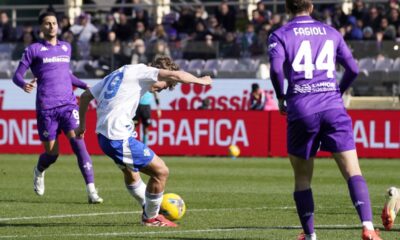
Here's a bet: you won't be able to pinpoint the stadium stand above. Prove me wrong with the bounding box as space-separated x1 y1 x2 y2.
0 0 399 96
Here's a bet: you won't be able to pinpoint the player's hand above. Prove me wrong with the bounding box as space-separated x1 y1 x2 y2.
278 98 287 116
23 78 37 93
199 76 212 85
157 109 162 118
74 126 86 138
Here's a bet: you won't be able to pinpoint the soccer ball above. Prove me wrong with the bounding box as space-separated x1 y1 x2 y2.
160 193 186 221
228 145 240 158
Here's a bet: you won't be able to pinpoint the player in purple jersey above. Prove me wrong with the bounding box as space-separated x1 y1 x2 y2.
12 12 103 204
268 1 382 240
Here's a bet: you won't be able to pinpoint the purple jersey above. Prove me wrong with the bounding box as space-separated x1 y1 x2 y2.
268 16 357 120
15 40 76 110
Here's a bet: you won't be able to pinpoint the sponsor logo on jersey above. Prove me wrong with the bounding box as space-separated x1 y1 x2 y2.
40 46 48 51
43 130 49 137
42 55 70 63
268 42 277 50
143 148 151 157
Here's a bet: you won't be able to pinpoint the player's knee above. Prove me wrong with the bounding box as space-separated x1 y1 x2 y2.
45 149 59 156
155 165 169 182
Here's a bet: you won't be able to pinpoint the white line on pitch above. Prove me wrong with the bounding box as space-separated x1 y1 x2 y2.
0 205 383 222
0 225 364 239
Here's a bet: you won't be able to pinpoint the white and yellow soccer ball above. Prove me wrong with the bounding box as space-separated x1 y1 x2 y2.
228 145 240 158
160 193 186 221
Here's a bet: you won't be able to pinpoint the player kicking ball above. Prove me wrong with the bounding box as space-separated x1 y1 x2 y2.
76 57 212 227
12 11 102 204
382 186 400 231
268 0 382 239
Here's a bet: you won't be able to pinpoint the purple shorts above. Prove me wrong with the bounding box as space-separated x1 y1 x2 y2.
287 108 355 160
36 104 79 141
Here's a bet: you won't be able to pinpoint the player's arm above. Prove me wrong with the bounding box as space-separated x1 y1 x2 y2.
336 38 359 95
158 69 212 86
70 72 89 89
75 89 94 138
268 33 286 115
12 48 36 93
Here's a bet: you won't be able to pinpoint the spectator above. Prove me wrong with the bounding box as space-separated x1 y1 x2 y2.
70 13 98 59
133 21 146 39
252 9 266 31
58 16 71 36
150 24 168 43
0 11 14 42
388 8 400 30
215 1 236 32
219 32 240 58
362 26 375 40
194 5 208 22
150 40 171 61
241 23 257 57
132 7 150 30
193 21 209 41
130 38 148 64
364 6 382 32
114 12 134 41
256 1 272 23
174 7 196 34
249 83 266 110
198 98 210 110
352 0 368 21
112 0 138 17
61 30 80 60
344 16 363 40
12 32 34 60
206 15 224 41
99 14 116 42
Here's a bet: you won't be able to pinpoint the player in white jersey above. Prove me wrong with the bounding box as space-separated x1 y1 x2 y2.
76 57 212 227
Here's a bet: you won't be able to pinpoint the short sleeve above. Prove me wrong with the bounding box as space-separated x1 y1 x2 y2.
125 64 159 83
268 33 285 59
89 79 103 100
336 36 353 61
20 47 33 68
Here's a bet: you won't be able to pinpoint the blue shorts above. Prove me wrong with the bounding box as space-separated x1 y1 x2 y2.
287 108 356 160
37 104 79 141
97 133 155 171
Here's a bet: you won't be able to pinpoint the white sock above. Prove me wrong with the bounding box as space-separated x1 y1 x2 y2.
306 232 317 240
126 180 146 207
144 191 163 219
362 221 374 230
86 183 96 194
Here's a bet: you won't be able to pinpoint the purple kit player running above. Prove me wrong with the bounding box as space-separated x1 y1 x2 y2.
12 12 103 204
268 1 381 240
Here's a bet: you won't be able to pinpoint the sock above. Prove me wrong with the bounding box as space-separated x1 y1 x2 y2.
37 153 58 172
347 175 373 225
126 179 146 207
294 189 315 235
305 233 317 240
362 221 374 231
69 138 94 184
86 183 96 194
144 191 163 219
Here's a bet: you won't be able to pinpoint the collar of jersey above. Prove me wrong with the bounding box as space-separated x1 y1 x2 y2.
291 15 313 22
40 39 61 47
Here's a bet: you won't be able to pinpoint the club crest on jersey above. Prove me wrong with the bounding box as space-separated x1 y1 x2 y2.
143 148 151 157
43 131 49 137
268 42 277 50
61 45 68 52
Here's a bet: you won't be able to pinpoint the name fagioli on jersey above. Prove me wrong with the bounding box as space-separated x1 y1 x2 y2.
293 27 327 36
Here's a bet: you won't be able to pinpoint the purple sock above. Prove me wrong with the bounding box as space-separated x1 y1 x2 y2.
37 153 58 172
294 189 315 235
347 175 373 222
69 138 94 184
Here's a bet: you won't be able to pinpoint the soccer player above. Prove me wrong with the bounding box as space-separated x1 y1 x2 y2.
133 91 161 145
12 12 103 204
75 57 212 227
268 1 382 240
382 186 400 231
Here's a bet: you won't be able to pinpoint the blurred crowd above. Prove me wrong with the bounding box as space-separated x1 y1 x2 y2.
0 0 399 66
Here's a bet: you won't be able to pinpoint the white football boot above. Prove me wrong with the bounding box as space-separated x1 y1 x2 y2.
33 167 45 196
87 186 103 204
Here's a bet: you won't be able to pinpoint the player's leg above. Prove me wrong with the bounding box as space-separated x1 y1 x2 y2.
321 109 380 239
382 186 400 230
289 154 316 240
62 105 103 203
34 110 60 196
140 155 177 227
287 113 320 240
141 105 152 145
121 168 146 208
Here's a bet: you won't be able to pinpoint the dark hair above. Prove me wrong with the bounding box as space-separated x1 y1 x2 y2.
285 0 313 14
150 56 180 90
251 83 260 92
38 11 57 25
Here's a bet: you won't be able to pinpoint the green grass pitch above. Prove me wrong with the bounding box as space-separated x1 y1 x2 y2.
0 154 399 239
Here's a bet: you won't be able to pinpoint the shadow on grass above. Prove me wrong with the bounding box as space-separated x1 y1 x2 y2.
0 222 141 228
